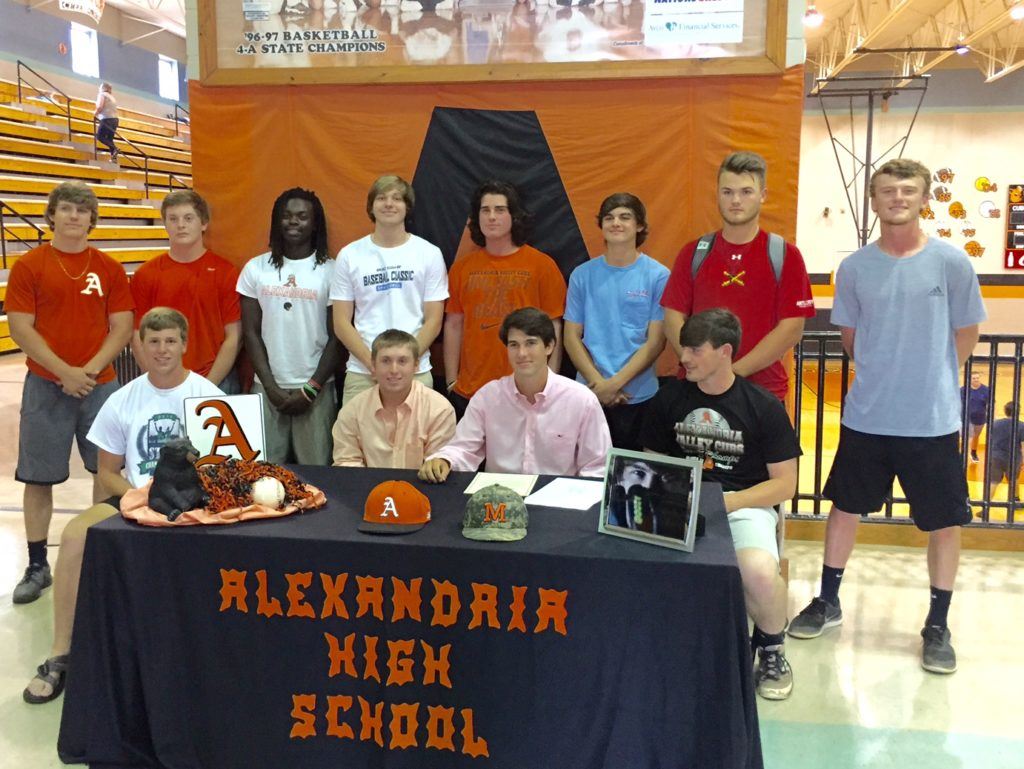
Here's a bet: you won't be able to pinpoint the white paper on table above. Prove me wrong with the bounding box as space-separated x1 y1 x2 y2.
463 472 539 497
524 477 604 510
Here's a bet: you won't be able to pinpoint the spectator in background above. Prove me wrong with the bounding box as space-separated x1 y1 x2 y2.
961 372 990 463
987 401 1024 499
94 82 119 162
130 190 241 391
237 188 340 465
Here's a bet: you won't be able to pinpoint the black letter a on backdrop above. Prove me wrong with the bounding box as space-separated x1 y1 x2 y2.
410 107 588 281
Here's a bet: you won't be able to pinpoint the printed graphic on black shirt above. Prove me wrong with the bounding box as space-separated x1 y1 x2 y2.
675 407 745 472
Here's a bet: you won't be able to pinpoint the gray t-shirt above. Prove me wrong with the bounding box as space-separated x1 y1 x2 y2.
832 237 986 437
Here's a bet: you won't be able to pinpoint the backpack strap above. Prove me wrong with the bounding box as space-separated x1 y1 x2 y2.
767 232 786 284
690 232 718 279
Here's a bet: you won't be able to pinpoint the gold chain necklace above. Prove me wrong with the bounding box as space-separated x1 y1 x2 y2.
53 248 92 281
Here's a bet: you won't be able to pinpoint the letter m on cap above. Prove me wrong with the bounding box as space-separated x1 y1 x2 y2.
483 502 507 523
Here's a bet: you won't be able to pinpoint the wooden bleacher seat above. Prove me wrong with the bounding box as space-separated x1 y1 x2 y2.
2 199 160 221
0 175 165 201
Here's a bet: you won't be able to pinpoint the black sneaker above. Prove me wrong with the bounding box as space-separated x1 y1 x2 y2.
921 625 957 674
13 563 52 604
754 645 793 700
787 596 843 639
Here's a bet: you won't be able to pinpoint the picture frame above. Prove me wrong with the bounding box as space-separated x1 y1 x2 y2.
598 448 702 552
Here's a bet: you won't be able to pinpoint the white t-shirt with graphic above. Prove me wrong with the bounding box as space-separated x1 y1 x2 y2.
330 234 448 375
87 371 223 488
237 252 336 387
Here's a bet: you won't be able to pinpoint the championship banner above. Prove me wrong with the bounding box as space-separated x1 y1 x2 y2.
201 0 783 84
60 0 105 23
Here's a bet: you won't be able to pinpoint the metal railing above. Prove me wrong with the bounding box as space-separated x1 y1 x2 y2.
791 332 1023 526
0 200 45 270
173 103 190 136
16 60 73 137
92 118 192 193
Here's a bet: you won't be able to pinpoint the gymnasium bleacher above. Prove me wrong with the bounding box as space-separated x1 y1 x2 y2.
0 69 191 353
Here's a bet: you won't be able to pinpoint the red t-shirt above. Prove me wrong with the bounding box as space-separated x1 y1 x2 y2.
130 250 241 377
660 230 815 400
5 244 134 384
446 245 566 398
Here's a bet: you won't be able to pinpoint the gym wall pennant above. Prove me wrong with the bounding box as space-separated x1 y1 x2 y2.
59 0 105 23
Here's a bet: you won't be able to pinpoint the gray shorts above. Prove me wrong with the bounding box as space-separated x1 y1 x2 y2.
15 372 119 485
728 506 780 562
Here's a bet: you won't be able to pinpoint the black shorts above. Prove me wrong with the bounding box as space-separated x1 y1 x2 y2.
823 426 971 532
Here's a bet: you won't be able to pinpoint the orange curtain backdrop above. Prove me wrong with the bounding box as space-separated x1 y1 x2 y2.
190 66 805 274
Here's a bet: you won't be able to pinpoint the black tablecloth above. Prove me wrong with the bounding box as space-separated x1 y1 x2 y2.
58 467 762 769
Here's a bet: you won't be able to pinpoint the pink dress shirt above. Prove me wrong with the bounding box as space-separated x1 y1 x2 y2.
332 381 456 469
428 372 612 477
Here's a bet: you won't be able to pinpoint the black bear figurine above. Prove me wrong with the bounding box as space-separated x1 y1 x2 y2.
148 439 209 521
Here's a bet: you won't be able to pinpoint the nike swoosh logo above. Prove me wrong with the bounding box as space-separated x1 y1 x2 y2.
480 322 500 330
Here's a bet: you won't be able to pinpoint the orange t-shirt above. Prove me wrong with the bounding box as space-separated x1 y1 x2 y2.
5 244 134 384
130 250 241 377
446 245 566 398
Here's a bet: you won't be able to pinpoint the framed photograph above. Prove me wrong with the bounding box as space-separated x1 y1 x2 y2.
198 0 787 86
598 448 702 552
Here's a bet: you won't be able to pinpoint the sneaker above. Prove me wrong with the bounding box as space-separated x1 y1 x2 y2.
787 597 843 639
970 450 979 463
921 625 957 674
13 563 52 604
754 645 793 700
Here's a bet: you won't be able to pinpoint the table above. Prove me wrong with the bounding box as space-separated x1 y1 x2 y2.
58 467 762 769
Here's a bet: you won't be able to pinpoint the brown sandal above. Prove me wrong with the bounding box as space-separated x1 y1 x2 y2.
23 655 69 704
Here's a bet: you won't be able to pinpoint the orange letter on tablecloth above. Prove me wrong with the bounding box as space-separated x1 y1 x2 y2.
193 399 260 466
290 694 317 738
320 572 349 619
356 575 385 620
507 585 528 632
326 695 355 740
386 639 416 686
389 703 420 750
535 588 569 636
469 582 500 629
324 632 357 679
421 641 453 689
460 708 489 758
430 579 461 628
363 635 381 682
255 569 283 618
391 576 422 622
219 569 248 612
286 572 315 618
425 705 456 751
358 696 384 747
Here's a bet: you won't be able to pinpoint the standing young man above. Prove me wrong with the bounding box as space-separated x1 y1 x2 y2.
420 308 611 481
23 308 222 703
961 372 990 463
641 309 800 700
564 192 668 450
330 175 448 406
332 329 455 468
237 188 340 465
6 181 134 604
661 151 815 402
443 180 566 419
788 159 986 675
130 189 241 390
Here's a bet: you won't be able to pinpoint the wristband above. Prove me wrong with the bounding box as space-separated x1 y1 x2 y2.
307 377 322 391
300 384 317 402
446 380 457 393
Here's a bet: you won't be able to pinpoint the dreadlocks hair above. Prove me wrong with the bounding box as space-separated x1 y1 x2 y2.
267 188 330 272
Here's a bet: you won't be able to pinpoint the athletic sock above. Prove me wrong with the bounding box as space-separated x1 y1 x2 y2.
753 626 785 651
27 539 48 567
925 587 953 629
818 565 844 606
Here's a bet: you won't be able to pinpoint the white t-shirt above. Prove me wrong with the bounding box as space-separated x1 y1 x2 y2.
329 234 448 375
237 252 336 387
87 371 222 489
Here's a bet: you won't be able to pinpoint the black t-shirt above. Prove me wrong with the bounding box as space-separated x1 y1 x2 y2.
989 418 1024 459
640 376 801 492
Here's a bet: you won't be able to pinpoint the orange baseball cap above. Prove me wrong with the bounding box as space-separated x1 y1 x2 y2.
359 481 432 535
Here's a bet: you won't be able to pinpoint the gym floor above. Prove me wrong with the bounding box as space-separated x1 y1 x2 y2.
1 353 1021 768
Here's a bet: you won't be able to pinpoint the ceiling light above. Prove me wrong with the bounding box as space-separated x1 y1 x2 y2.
804 4 824 28
1011 3 1024 21
955 43 970 55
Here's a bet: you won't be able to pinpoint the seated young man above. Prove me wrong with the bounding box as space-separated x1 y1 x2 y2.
419 307 611 482
640 308 799 701
22 308 222 704
331 329 456 468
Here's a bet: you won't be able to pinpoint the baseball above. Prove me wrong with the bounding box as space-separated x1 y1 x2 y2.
251 477 286 508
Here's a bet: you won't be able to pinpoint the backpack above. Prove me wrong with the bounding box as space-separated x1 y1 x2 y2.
690 232 786 283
